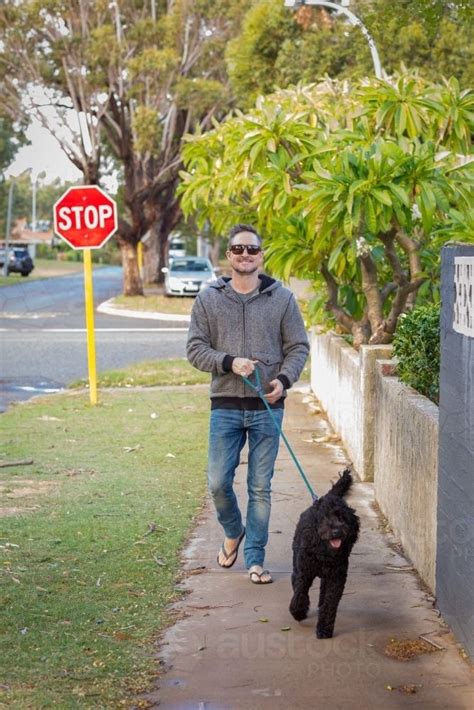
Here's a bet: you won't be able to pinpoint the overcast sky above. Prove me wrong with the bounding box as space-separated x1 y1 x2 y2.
7 115 83 184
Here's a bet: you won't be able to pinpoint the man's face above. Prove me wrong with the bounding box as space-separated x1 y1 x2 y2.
226 231 264 276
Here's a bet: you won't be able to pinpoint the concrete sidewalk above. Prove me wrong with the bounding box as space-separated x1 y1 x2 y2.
143 389 472 709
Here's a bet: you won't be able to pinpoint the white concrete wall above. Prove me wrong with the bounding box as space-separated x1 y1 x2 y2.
374 362 439 591
310 331 439 591
311 332 362 472
310 331 391 481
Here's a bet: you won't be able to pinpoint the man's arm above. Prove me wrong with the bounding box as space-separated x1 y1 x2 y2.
186 296 228 373
277 294 310 388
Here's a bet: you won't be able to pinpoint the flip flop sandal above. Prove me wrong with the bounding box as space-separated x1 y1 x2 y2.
249 569 273 584
217 527 245 569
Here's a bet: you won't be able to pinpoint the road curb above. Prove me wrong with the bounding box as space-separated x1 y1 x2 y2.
97 297 191 323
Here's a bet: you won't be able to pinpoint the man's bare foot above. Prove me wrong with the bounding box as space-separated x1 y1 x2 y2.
217 528 245 568
248 565 273 584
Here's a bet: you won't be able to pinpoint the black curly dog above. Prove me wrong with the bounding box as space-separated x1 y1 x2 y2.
289 469 360 638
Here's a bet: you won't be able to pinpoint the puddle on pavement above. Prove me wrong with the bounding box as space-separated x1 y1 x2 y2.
160 679 187 688
0 378 64 412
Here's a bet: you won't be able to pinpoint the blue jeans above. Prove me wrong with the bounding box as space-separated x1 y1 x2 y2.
208 408 283 569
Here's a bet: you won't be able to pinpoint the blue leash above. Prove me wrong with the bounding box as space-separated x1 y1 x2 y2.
241 368 318 502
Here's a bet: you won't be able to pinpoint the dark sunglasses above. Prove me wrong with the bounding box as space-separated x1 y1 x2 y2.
228 244 262 255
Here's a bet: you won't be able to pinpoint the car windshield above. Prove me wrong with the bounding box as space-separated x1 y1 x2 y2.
171 259 210 272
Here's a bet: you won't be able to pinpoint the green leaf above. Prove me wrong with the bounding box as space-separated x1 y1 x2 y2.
365 196 377 233
420 182 437 213
267 137 277 152
393 201 407 227
431 185 450 212
249 141 262 165
418 194 433 234
352 195 362 230
406 106 422 138
328 242 344 271
395 103 407 135
336 254 346 277
343 211 353 238
372 189 392 206
388 183 410 207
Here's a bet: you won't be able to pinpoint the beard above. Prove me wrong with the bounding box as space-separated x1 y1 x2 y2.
232 261 260 275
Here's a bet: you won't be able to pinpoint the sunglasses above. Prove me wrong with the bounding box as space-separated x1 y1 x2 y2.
228 244 262 255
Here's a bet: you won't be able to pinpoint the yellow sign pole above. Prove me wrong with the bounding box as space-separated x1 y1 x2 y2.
83 248 98 405
137 241 143 276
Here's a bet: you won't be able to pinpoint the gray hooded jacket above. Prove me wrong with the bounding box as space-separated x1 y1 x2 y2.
186 275 309 406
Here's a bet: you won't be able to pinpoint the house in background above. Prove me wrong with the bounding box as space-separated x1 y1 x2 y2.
1 217 54 257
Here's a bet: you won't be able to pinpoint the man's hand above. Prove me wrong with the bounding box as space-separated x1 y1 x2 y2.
264 379 284 404
232 358 258 377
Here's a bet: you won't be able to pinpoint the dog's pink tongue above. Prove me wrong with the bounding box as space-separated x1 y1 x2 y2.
330 539 342 549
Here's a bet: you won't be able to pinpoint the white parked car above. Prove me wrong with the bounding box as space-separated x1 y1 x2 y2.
162 256 218 296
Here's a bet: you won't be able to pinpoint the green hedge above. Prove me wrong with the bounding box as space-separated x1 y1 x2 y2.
36 241 122 264
392 303 440 404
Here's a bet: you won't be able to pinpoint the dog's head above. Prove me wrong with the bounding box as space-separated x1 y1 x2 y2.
315 494 359 554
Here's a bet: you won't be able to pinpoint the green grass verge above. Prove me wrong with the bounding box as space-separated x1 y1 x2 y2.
0 259 85 287
114 294 194 316
0 387 209 708
70 358 210 389
69 358 309 389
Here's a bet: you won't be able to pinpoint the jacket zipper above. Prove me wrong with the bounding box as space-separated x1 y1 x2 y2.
242 301 246 396
242 291 263 396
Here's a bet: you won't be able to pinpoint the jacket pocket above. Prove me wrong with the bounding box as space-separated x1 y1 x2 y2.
252 351 282 391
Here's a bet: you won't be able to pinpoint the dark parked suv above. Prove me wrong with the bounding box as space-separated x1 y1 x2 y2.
0 247 35 277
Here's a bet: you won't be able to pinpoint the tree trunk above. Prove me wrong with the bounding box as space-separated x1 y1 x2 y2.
209 238 221 266
352 320 372 349
143 229 159 285
360 254 383 336
120 241 143 296
157 235 168 284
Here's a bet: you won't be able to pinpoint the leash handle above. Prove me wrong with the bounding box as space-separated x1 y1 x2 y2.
241 368 318 501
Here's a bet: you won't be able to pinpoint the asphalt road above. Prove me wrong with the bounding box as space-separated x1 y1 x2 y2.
0 266 189 412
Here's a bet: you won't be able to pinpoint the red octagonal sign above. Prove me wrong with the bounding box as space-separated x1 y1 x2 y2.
53 186 118 250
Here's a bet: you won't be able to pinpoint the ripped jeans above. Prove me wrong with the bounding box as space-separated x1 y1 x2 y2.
207 407 283 569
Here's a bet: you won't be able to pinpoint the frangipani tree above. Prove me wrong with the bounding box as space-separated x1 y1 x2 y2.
179 72 473 346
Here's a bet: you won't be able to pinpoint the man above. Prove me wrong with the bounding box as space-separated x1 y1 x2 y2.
187 224 309 584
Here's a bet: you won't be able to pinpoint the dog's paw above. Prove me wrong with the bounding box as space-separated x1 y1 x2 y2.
290 608 308 622
316 627 333 639
289 601 309 621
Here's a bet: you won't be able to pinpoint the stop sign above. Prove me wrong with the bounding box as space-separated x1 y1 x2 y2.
53 186 118 249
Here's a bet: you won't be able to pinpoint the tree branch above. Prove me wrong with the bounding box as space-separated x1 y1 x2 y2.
379 228 407 285
321 264 355 333
359 253 383 333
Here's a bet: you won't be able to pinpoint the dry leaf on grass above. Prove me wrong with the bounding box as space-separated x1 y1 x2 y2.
123 445 141 453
